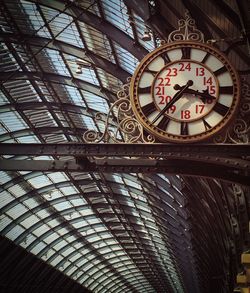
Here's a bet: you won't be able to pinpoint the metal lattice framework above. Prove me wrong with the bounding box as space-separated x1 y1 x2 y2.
0 1 249 293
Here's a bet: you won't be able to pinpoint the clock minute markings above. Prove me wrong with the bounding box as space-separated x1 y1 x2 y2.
219 86 233 95
202 118 212 130
201 52 210 64
138 86 151 94
144 68 158 77
161 52 170 65
213 102 229 116
181 47 191 59
180 122 189 135
213 66 227 76
157 116 170 130
141 102 157 117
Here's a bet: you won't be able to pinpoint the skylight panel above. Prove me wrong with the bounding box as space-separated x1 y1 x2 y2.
43 48 70 76
47 172 69 183
70 198 87 206
40 6 84 48
20 233 36 249
64 85 85 106
102 0 133 38
0 191 14 209
0 111 28 132
0 171 12 184
113 42 139 74
18 135 40 143
73 67 99 85
78 22 114 62
5 224 26 241
59 185 78 195
20 1 50 38
133 14 156 51
80 115 98 131
27 174 52 189
21 214 40 229
82 90 109 113
0 215 12 231
53 201 72 211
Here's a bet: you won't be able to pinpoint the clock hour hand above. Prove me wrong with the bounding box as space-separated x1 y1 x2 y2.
152 80 193 124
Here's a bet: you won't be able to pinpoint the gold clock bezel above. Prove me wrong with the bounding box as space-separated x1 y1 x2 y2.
130 41 240 143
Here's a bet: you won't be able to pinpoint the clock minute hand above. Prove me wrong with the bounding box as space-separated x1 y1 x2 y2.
152 80 193 125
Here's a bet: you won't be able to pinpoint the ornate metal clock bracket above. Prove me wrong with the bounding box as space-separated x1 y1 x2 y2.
167 10 204 43
214 78 250 144
83 78 156 144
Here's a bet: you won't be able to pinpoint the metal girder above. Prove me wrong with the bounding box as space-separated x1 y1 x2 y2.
0 157 249 186
0 71 117 102
30 0 148 60
0 32 130 83
0 142 249 157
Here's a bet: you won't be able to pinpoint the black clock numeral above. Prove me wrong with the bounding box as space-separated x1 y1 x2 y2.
180 122 189 135
157 116 170 130
219 86 233 95
138 86 151 94
213 66 227 76
202 118 212 130
213 102 229 116
181 47 191 59
141 102 157 117
201 52 210 64
161 52 170 65
144 68 158 76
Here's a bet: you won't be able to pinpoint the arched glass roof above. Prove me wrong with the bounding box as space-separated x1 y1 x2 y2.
0 0 249 292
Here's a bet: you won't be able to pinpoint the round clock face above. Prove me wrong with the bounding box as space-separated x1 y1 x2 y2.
130 41 240 143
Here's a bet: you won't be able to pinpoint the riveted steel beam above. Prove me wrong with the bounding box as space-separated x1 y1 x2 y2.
0 157 249 186
0 143 249 157
29 0 148 59
0 32 130 83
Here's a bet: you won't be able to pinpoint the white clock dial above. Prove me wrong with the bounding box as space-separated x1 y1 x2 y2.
152 61 218 124
130 41 240 143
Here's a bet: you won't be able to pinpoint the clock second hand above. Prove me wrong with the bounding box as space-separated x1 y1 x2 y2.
152 80 193 125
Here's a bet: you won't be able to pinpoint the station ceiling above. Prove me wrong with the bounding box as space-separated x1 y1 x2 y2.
0 0 249 292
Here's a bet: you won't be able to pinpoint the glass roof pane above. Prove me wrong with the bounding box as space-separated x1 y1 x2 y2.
0 111 28 132
113 42 139 74
102 0 133 38
21 0 51 38
82 90 109 113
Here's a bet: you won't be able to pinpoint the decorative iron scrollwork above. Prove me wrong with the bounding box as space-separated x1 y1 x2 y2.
167 11 204 43
213 79 250 144
83 78 156 144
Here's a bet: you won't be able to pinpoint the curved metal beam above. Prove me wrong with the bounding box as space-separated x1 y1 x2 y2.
0 127 88 142
0 71 117 101
0 32 130 83
29 0 148 59
0 157 249 186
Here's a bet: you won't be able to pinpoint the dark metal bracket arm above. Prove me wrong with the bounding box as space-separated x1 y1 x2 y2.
0 143 249 157
0 143 249 186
